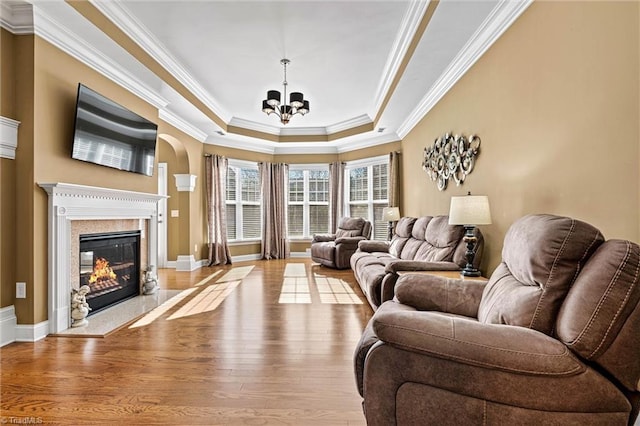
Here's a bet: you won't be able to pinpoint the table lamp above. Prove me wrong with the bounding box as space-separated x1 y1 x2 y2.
448 193 492 277
382 207 401 241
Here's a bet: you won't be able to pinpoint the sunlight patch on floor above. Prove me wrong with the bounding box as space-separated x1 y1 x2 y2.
284 263 307 277
167 281 241 320
314 274 363 305
195 270 222 286
279 276 311 304
217 266 255 283
129 288 198 328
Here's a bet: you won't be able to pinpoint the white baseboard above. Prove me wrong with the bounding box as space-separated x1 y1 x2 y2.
15 320 49 342
0 305 17 347
175 255 200 271
231 254 262 263
165 258 207 270
290 251 311 258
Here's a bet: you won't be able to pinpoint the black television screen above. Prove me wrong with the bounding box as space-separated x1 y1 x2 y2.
71 83 158 176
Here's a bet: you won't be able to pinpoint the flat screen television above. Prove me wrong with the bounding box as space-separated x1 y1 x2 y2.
71 83 158 176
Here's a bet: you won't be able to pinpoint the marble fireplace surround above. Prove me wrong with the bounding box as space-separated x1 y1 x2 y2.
40 183 166 334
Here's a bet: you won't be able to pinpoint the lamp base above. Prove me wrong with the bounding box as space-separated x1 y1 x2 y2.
460 268 482 277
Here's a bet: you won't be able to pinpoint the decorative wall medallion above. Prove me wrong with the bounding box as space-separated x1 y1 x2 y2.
422 133 481 191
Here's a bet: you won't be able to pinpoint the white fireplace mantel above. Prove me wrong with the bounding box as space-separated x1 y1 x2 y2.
39 183 167 334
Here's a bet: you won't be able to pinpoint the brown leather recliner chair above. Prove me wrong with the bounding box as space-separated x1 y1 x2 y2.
311 217 372 269
355 214 640 425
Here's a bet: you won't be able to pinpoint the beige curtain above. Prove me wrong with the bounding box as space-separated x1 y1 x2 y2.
204 155 232 265
389 151 400 208
328 161 344 233
260 162 290 259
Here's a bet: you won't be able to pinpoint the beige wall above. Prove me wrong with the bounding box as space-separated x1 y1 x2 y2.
402 1 640 275
1 29 17 309
4 35 205 323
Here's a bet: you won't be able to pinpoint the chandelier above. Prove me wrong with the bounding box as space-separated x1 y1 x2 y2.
262 58 310 125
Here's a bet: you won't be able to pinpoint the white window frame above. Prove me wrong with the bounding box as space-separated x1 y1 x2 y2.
288 164 330 240
344 155 389 240
226 159 262 243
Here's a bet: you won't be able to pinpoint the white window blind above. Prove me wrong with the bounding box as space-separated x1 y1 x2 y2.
288 167 329 238
345 158 389 241
226 162 261 241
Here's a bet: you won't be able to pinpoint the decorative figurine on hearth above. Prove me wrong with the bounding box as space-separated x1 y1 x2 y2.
71 285 91 328
142 265 158 295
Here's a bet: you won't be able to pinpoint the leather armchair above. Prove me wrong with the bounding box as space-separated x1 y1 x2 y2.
311 217 372 269
355 214 640 425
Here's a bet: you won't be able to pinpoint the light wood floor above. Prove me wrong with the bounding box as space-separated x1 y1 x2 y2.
0 259 373 425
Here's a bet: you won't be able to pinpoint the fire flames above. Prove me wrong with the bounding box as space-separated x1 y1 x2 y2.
89 257 117 284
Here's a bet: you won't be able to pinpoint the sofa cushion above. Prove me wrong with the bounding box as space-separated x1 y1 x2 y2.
336 217 366 238
556 239 640 391
478 214 604 335
411 216 432 240
395 217 416 238
400 239 424 260
389 237 409 258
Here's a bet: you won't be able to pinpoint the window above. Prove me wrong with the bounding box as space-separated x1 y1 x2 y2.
345 156 388 240
288 167 329 238
226 161 261 241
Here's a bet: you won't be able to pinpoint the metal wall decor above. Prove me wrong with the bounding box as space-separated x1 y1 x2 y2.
422 133 481 191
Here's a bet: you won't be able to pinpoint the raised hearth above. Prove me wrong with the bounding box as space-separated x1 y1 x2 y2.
40 183 166 334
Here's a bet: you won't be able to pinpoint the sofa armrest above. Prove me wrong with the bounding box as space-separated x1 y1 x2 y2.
394 274 487 317
334 235 367 247
372 302 584 377
384 260 460 274
312 233 336 243
358 240 390 253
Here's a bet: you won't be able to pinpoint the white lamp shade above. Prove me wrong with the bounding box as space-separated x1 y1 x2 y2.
382 206 401 222
448 195 492 225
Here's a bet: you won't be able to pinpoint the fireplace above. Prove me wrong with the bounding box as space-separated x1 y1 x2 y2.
79 231 141 314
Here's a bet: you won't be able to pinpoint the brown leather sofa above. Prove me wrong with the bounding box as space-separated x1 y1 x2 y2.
354 214 640 425
310 217 372 269
350 215 483 310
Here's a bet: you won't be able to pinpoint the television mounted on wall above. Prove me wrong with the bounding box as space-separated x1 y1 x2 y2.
71 83 158 176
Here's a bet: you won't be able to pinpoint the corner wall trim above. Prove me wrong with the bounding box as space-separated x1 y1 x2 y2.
15 321 49 343
0 305 17 347
175 255 200 271
0 116 20 160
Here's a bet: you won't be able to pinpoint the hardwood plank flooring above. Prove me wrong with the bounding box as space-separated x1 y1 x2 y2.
1 259 373 425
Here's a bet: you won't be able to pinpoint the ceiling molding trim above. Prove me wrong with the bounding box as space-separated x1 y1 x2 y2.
90 0 230 123
158 109 208 142
228 117 281 136
325 114 373 135
370 0 431 118
0 2 34 35
32 7 170 110
397 0 533 138
205 136 277 155
279 126 330 137
336 133 400 154
273 144 339 155
229 113 373 139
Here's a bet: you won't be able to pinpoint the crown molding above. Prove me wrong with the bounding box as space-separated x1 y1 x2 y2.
370 0 432 118
205 135 278 155
324 114 373 135
228 117 285 136
90 0 230 123
158 109 208 142
0 1 34 34
336 132 400 154
397 0 532 138
32 6 169 110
